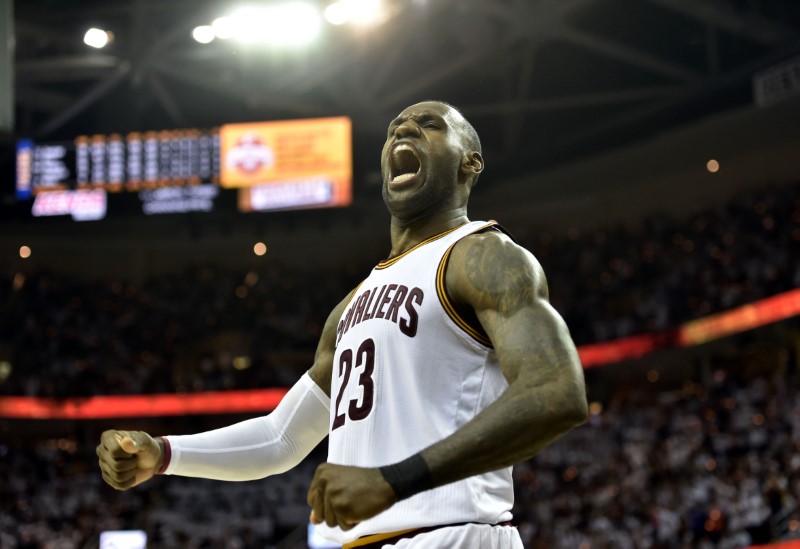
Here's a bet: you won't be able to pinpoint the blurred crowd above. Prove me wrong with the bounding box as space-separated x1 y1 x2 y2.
518 182 800 344
514 358 800 549
1 431 323 549
1 181 797 397
2 355 798 548
0 262 354 396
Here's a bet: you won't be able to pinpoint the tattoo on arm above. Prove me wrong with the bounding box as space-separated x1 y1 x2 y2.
463 233 543 313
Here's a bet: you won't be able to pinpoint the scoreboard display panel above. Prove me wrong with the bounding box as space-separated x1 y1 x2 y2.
14 116 352 217
16 130 220 198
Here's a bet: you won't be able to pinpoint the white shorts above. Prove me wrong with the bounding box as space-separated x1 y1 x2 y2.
388 523 523 548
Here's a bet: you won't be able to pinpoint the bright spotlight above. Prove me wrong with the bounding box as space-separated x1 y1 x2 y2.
84 27 112 49
254 242 267 256
228 3 322 46
347 0 385 26
212 16 235 40
192 25 216 44
230 7 266 43
324 2 350 25
272 3 322 45
706 159 720 173
19 245 31 259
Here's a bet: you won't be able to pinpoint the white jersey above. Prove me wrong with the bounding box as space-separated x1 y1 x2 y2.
317 220 514 545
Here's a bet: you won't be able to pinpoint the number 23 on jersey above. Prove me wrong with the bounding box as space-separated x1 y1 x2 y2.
332 338 376 430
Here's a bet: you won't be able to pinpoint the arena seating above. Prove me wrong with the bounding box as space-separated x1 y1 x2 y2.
1 182 799 547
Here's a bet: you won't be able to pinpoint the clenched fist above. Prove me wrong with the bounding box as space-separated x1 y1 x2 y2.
307 463 397 531
96 430 164 490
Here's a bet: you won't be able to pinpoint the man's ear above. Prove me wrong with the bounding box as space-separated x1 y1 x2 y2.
460 151 484 185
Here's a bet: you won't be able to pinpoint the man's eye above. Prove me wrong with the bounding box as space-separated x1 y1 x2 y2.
423 122 439 129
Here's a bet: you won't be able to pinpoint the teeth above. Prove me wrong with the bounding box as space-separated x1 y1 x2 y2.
393 143 415 154
391 172 417 184
389 143 421 184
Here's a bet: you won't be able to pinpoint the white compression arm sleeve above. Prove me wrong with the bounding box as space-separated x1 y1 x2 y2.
161 373 329 480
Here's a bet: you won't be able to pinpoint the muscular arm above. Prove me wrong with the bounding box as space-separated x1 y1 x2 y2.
419 230 588 486
307 232 588 529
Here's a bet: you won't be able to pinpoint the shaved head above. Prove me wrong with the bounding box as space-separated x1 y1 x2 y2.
382 100 485 220
421 100 481 155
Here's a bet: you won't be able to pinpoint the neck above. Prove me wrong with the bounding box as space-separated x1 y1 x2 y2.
388 208 470 258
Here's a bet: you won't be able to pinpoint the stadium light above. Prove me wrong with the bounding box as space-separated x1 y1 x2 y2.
19 245 31 259
223 3 322 46
324 2 350 25
212 16 235 40
83 28 112 49
323 0 387 26
346 0 386 26
192 25 216 44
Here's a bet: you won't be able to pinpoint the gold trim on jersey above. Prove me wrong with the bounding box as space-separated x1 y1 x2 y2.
342 528 418 548
435 221 496 348
346 281 365 306
375 224 466 270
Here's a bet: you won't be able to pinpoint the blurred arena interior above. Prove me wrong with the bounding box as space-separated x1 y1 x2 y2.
2 0 800 547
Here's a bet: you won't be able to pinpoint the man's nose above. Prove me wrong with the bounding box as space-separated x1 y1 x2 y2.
394 120 421 139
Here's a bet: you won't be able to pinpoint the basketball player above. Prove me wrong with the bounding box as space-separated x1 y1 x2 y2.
97 101 588 548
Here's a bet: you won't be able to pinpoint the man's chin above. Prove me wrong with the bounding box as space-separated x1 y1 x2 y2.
383 183 440 221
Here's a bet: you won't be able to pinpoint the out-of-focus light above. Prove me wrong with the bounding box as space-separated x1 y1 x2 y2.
229 7 263 43
245 271 259 287
0 361 11 381
227 3 322 46
347 0 385 26
19 245 31 259
323 0 386 27
272 3 322 45
324 2 350 25
707 159 720 173
84 28 112 48
233 356 252 370
212 16 235 39
588 402 603 416
192 25 216 44
254 242 267 256
12 273 25 291
647 369 659 383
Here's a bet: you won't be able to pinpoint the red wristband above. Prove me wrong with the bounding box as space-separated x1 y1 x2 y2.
157 436 171 475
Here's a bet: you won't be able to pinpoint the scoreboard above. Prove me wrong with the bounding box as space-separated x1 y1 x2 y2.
16 130 220 197
15 117 352 219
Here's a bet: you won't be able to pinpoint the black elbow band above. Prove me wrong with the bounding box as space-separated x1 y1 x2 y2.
379 454 433 501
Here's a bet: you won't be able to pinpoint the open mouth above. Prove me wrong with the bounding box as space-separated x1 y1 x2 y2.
390 144 421 185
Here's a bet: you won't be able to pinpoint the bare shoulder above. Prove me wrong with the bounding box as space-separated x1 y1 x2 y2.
307 288 358 395
446 229 548 313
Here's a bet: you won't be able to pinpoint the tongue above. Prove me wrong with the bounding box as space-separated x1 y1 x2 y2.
392 172 417 184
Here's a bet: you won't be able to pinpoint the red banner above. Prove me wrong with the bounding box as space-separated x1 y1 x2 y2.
0 389 286 419
2 288 799 419
748 541 800 549
578 331 677 369
678 288 800 346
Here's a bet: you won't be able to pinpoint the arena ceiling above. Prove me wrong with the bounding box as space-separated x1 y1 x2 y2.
11 0 800 180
